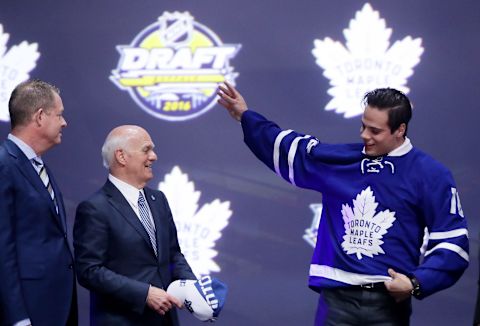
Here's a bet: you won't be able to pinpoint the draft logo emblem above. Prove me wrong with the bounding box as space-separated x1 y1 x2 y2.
0 24 40 122
312 3 424 118
111 12 241 121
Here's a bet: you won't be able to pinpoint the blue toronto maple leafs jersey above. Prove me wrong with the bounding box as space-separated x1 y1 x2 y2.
241 110 469 299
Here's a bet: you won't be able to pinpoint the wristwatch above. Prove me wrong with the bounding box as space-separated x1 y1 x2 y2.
409 276 421 298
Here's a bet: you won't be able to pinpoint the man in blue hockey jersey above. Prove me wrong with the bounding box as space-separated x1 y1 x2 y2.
217 82 469 325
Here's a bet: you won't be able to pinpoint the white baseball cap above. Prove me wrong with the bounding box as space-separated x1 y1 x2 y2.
167 276 227 322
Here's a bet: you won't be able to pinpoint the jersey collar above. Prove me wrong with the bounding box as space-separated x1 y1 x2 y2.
361 137 413 157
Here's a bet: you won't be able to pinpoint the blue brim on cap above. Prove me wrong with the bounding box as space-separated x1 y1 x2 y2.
194 276 228 318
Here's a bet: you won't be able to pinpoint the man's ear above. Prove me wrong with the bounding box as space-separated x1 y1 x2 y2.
114 148 126 166
33 108 44 127
396 123 406 138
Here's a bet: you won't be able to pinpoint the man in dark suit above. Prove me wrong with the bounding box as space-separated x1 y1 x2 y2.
74 125 195 325
0 80 77 326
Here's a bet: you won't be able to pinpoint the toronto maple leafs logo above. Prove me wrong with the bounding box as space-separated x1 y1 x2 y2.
158 166 232 277
312 3 423 118
341 186 396 259
0 24 40 122
184 299 194 313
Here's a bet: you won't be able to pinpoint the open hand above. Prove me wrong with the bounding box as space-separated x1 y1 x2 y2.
217 81 248 121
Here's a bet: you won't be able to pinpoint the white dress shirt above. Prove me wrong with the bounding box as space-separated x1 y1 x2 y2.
108 174 155 226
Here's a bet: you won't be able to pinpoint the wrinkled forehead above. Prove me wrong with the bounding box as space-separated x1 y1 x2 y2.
125 129 154 149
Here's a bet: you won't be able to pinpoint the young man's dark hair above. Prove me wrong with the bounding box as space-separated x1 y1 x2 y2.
363 88 412 136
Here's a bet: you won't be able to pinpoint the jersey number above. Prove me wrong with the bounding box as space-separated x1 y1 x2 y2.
450 187 464 217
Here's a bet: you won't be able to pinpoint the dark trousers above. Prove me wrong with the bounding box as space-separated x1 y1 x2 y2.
315 287 411 326
67 287 78 326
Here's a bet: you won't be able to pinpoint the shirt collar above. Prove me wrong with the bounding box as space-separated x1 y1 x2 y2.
108 174 144 205
361 137 413 157
7 133 39 161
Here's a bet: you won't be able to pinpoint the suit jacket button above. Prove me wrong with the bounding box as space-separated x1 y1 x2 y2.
68 264 73 269
64 233 67 239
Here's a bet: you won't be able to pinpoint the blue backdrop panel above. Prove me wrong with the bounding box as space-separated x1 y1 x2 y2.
0 1 478 325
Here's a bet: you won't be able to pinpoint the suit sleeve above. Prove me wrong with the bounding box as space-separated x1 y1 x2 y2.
0 165 29 324
160 192 196 281
412 165 469 298
73 200 149 314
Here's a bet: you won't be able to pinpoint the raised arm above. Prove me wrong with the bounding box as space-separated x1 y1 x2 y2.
217 82 248 121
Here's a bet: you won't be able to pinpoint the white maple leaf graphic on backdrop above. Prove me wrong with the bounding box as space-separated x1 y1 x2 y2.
303 203 323 248
0 24 40 122
341 187 396 259
158 166 232 277
312 3 423 118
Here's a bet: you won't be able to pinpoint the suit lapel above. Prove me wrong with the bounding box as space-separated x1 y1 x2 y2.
3 140 64 230
103 181 157 258
47 166 67 232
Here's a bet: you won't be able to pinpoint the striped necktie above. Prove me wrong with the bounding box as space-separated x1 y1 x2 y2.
32 159 57 211
138 191 157 256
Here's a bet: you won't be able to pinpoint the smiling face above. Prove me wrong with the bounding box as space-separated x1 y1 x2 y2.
119 127 157 188
360 106 405 157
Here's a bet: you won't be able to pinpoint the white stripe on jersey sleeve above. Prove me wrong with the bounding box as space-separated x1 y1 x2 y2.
429 228 468 240
273 130 293 176
288 135 311 186
424 242 469 262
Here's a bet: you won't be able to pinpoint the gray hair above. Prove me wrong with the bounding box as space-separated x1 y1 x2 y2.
102 133 122 169
101 126 141 169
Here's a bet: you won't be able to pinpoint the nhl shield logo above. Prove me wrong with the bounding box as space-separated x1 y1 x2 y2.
158 12 193 46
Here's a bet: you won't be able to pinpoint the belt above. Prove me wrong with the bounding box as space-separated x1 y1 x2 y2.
350 282 387 291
